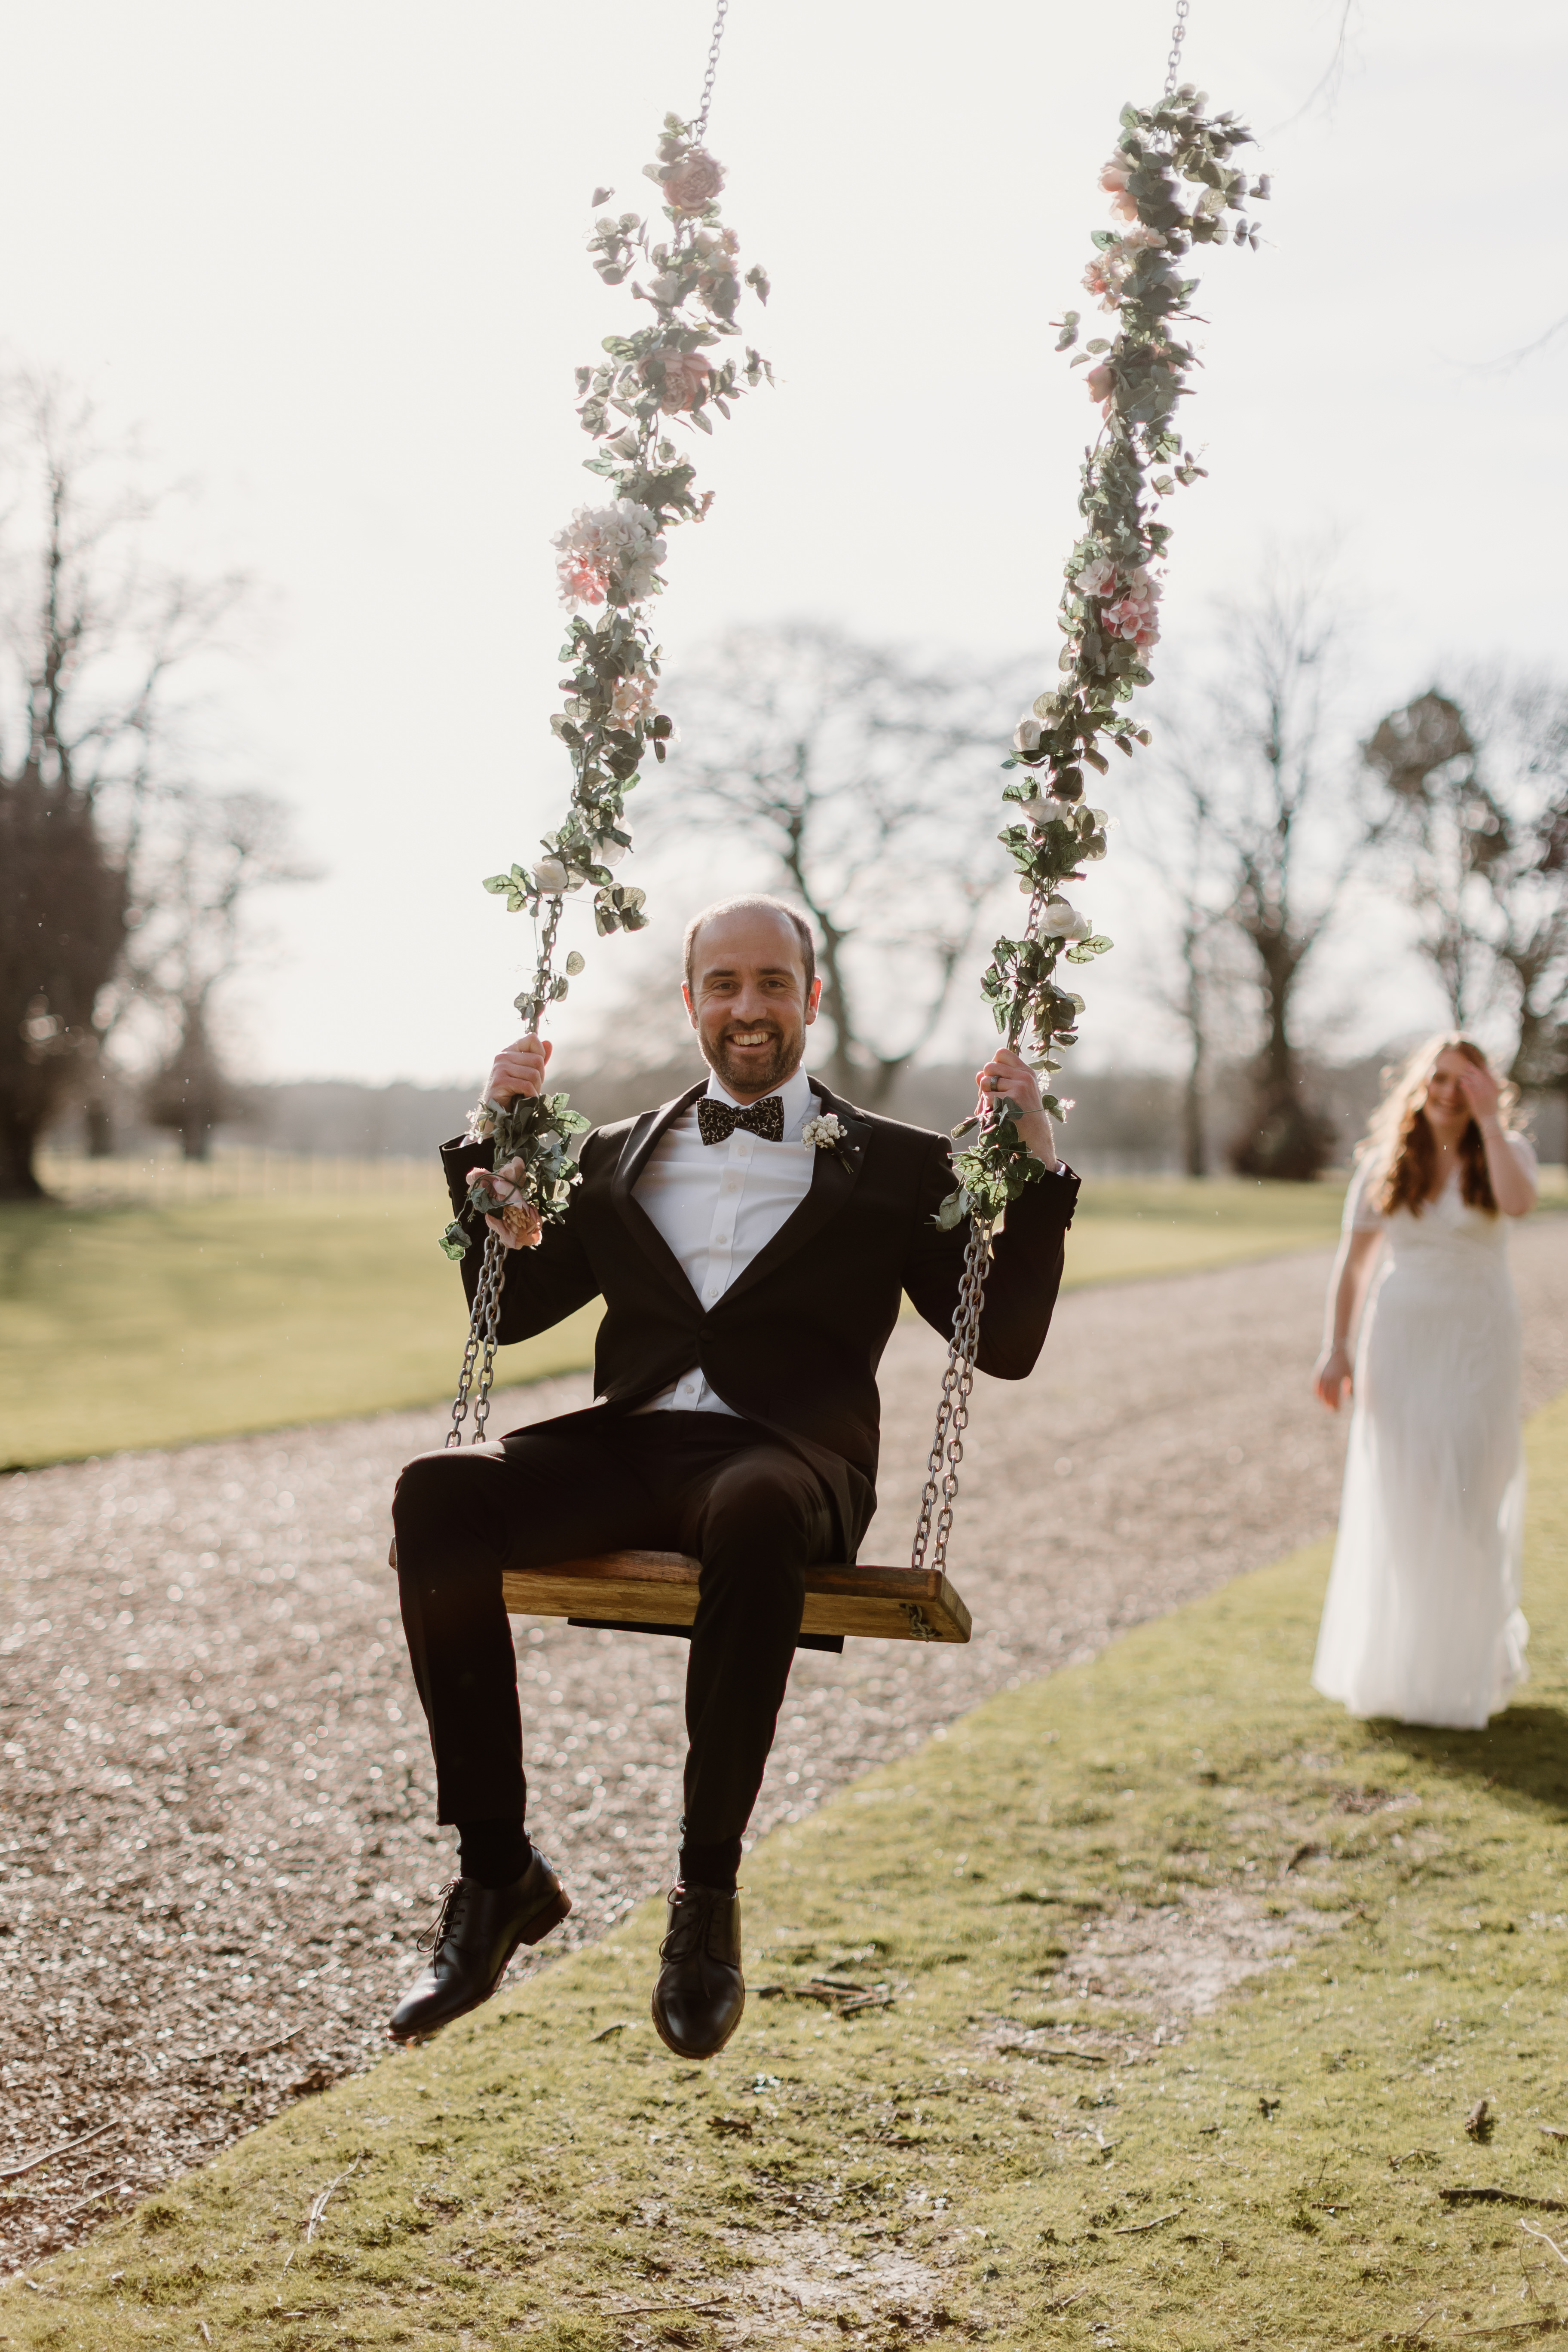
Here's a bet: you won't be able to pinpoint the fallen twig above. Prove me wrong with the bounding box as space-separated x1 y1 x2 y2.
1001 2045 1109 2067
1442 2189 1568 2213
596 2300 732 2318
0 2120 121 2182
1047 2286 1093 2314
1522 2220 1568 2270
755 1979 894 2015
1450 2321 1568 2340
1113 2208 1184 2236
589 2021 632 2043
283 2157 363 2266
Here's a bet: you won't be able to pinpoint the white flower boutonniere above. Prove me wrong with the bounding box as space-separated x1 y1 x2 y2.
802 1112 848 1153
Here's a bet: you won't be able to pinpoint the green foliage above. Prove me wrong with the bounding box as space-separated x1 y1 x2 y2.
945 88 1265 1230
15 1392 1568 2346
441 1090 594 1262
456 115 771 1250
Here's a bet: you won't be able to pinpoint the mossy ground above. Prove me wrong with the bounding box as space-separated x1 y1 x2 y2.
0 1174 1369 1467
7 1393 1568 2346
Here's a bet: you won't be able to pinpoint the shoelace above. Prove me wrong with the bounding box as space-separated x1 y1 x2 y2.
416 1878 472 1956
660 1885 726 1964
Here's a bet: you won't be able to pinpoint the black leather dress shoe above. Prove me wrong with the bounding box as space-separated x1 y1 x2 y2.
651 1881 744 2059
387 1852 571 2044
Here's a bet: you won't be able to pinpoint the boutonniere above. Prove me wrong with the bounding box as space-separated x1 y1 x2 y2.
802 1112 848 1154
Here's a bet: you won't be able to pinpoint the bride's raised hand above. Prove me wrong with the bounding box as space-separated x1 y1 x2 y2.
1456 1058 1502 1124
1313 1343 1353 1412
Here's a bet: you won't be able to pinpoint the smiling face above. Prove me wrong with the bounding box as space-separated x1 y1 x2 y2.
1421 1045 1479 1137
683 904 821 1101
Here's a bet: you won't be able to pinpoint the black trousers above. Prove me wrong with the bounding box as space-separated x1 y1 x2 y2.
391 1410 837 1847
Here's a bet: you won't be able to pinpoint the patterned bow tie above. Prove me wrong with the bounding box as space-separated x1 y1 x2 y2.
697 1094 786 1147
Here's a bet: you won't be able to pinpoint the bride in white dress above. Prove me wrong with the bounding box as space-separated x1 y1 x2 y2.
1311 1035 1538 1729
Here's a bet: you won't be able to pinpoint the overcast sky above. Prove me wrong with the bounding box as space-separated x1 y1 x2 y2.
3 0 1563 1085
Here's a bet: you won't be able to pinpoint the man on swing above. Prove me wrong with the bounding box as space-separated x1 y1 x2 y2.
388 894 1077 2056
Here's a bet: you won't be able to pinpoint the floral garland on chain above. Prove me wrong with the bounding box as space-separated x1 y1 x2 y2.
940 85 1266 1228
439 116 772 1260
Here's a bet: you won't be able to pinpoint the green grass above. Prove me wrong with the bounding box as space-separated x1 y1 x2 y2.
5 1167 1559 1468
0 1191 600 1467
0 1170 1356 1470
1062 1172 1348 1289
9 1390 1568 2347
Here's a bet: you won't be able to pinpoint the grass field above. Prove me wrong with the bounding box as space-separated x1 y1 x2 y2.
3 1161 1559 1468
8 1388 1568 2346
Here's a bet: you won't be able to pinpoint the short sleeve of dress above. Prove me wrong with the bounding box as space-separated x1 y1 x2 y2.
1343 1155 1387 1234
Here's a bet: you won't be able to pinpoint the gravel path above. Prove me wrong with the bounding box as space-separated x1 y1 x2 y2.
3 1220 1566 2270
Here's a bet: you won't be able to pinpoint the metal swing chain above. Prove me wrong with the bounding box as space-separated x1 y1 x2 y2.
910 873 1050 1583
447 14 735 1454
913 5 1197 1568
446 899 564 1449
693 0 730 141
1164 0 1190 96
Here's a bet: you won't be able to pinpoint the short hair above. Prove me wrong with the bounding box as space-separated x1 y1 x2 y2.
682 895 817 998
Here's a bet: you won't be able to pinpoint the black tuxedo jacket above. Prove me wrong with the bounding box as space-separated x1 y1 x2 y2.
440 1078 1078 1553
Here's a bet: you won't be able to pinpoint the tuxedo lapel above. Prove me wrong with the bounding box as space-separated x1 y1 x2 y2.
719 1080 872 1310
610 1082 707 1309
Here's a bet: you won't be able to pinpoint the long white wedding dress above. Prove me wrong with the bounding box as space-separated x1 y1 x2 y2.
1311 1136 1537 1730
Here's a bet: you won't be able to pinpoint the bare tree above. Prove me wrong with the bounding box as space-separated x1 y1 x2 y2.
134 788 317 1159
647 623 1017 1104
1363 673 1568 1093
1155 571 1363 1180
0 377 245 1196
1127 769 1250 1176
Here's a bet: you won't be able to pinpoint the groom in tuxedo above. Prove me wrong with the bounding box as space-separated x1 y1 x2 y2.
389 895 1078 2055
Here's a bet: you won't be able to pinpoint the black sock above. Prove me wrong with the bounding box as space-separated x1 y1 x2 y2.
457 1818 532 1889
679 1835 741 1895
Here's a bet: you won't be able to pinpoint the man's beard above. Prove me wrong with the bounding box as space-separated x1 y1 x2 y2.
706 1020 801 1098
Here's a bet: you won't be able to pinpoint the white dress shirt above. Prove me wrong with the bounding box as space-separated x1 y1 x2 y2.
631 1063 818 1417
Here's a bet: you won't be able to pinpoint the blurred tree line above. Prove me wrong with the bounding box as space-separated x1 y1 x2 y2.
619 598 1568 1179
10 376 1564 1192
0 379 312 1197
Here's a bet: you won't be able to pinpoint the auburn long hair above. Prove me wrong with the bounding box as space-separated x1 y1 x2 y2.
1363 1034 1517 1218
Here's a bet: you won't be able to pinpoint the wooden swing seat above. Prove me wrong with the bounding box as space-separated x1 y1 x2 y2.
390 1542 971 1644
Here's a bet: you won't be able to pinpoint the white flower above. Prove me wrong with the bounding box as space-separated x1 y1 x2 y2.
802 1112 847 1151
552 499 668 609
1073 556 1117 598
609 672 657 729
1041 897 1091 940
532 855 570 894
1013 714 1043 754
593 835 628 870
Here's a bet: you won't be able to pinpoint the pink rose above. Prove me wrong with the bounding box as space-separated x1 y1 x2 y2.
1109 190 1139 225
662 150 726 215
1084 362 1114 405
1099 153 1131 193
646 349 710 414
467 1158 544 1251
556 552 608 606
